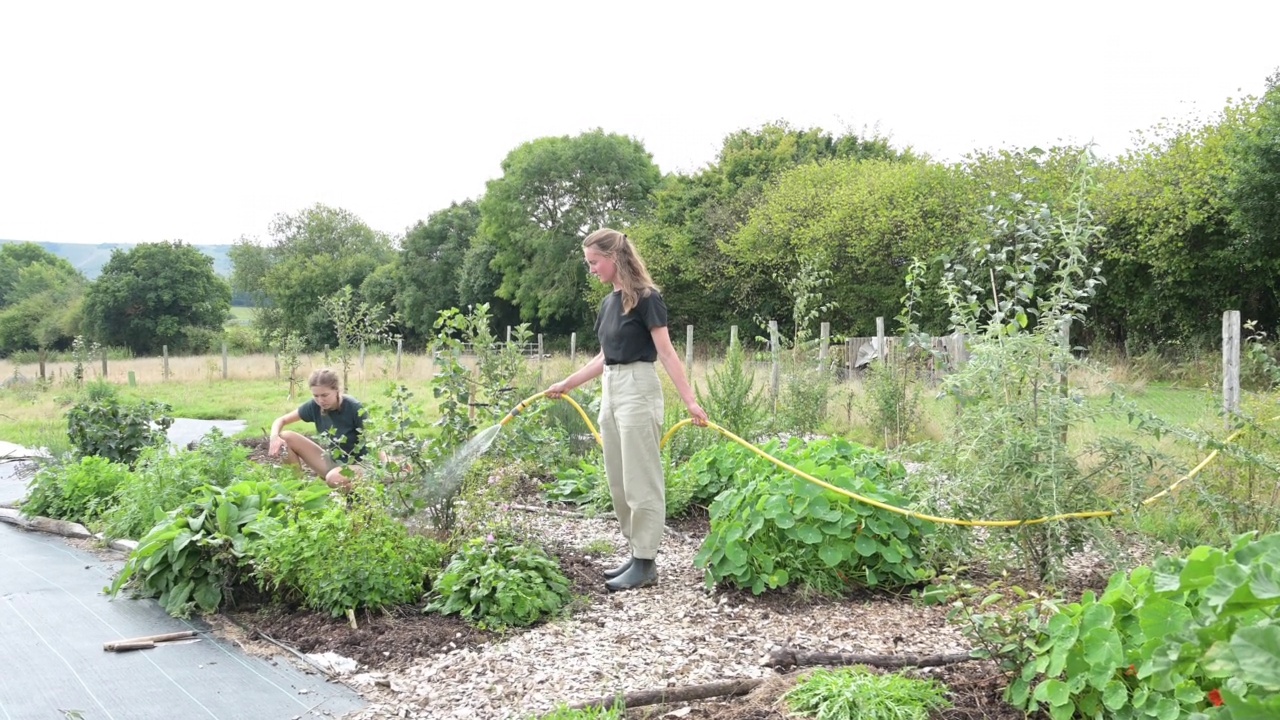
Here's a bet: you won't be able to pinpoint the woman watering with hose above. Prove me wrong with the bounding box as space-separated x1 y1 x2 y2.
546 228 708 592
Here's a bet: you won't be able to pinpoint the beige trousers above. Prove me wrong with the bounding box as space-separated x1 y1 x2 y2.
599 362 665 559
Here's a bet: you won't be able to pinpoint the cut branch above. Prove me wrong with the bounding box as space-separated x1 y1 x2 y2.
570 648 978 710
760 646 976 670
570 679 763 710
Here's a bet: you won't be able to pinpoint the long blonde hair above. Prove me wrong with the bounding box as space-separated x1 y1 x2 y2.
583 228 658 314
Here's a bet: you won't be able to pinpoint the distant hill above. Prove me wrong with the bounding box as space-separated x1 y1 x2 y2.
0 239 233 279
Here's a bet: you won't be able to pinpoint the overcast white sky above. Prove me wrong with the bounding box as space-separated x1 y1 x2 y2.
1 1 1276 246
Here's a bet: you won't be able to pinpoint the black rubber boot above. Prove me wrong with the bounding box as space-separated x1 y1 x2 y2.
602 557 633 579
605 557 657 592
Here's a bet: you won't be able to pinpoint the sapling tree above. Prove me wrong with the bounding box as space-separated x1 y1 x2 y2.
322 285 399 389
927 149 1108 582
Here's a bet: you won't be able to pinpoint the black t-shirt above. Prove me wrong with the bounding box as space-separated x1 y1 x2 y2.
596 289 667 365
297 395 365 460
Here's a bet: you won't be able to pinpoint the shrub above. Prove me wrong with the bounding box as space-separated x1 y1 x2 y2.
427 534 571 631
250 488 447 616
697 336 766 440
694 437 934 595
21 456 132 524
66 397 174 466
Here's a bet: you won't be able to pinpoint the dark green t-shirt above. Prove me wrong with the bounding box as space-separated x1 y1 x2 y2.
596 289 667 365
297 395 365 460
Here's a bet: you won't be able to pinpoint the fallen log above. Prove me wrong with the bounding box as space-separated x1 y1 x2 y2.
570 648 978 710
570 679 764 710
760 646 976 670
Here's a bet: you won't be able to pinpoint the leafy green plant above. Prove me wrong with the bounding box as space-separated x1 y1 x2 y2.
666 441 756 506
68 334 100 388
543 455 612 512
783 667 951 720
99 431 255 541
427 534 571 631
20 455 132 524
67 397 174 466
249 487 446 616
107 472 331 617
953 532 1280 719
696 335 766 440
694 437 934 594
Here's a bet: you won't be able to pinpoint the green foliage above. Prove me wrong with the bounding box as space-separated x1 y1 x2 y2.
694 437 933 595
696 335 766 440
107 473 332 617
954 532 1280 719
1225 73 1280 327
20 456 132 524
66 397 174 466
427 534 571 631
249 488 446 616
729 157 975 336
98 431 256 541
81 240 231 354
234 204 395 348
543 455 612 512
926 152 1107 582
481 129 660 329
69 335 101 387
323 284 399 389
533 701 623 720
783 667 951 720
398 201 480 340
667 441 756 507
1093 100 1255 348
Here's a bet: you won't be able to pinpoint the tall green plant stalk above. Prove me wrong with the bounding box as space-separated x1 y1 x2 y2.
927 149 1108 582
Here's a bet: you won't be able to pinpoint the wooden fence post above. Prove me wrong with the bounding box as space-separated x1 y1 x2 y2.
876 317 886 365
359 342 366 371
222 343 229 380
570 332 577 365
729 325 738 349
537 334 544 362
1223 310 1241 426
769 320 781 413
685 325 694 376
101 349 108 379
396 338 403 376
162 345 169 381
819 322 830 366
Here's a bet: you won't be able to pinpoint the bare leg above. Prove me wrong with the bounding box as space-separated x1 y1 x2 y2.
279 431 331 478
325 464 363 490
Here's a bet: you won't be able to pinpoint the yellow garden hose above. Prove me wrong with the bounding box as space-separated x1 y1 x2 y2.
500 392 1260 529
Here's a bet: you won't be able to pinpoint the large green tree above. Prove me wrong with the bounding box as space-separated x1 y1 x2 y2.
727 158 977 336
481 129 660 330
0 242 81 306
398 201 480 337
0 262 87 359
82 241 231 354
631 123 904 335
1225 72 1280 327
1092 103 1251 348
230 204 395 347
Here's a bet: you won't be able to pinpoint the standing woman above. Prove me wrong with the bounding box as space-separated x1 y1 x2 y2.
269 368 366 489
546 228 708 592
